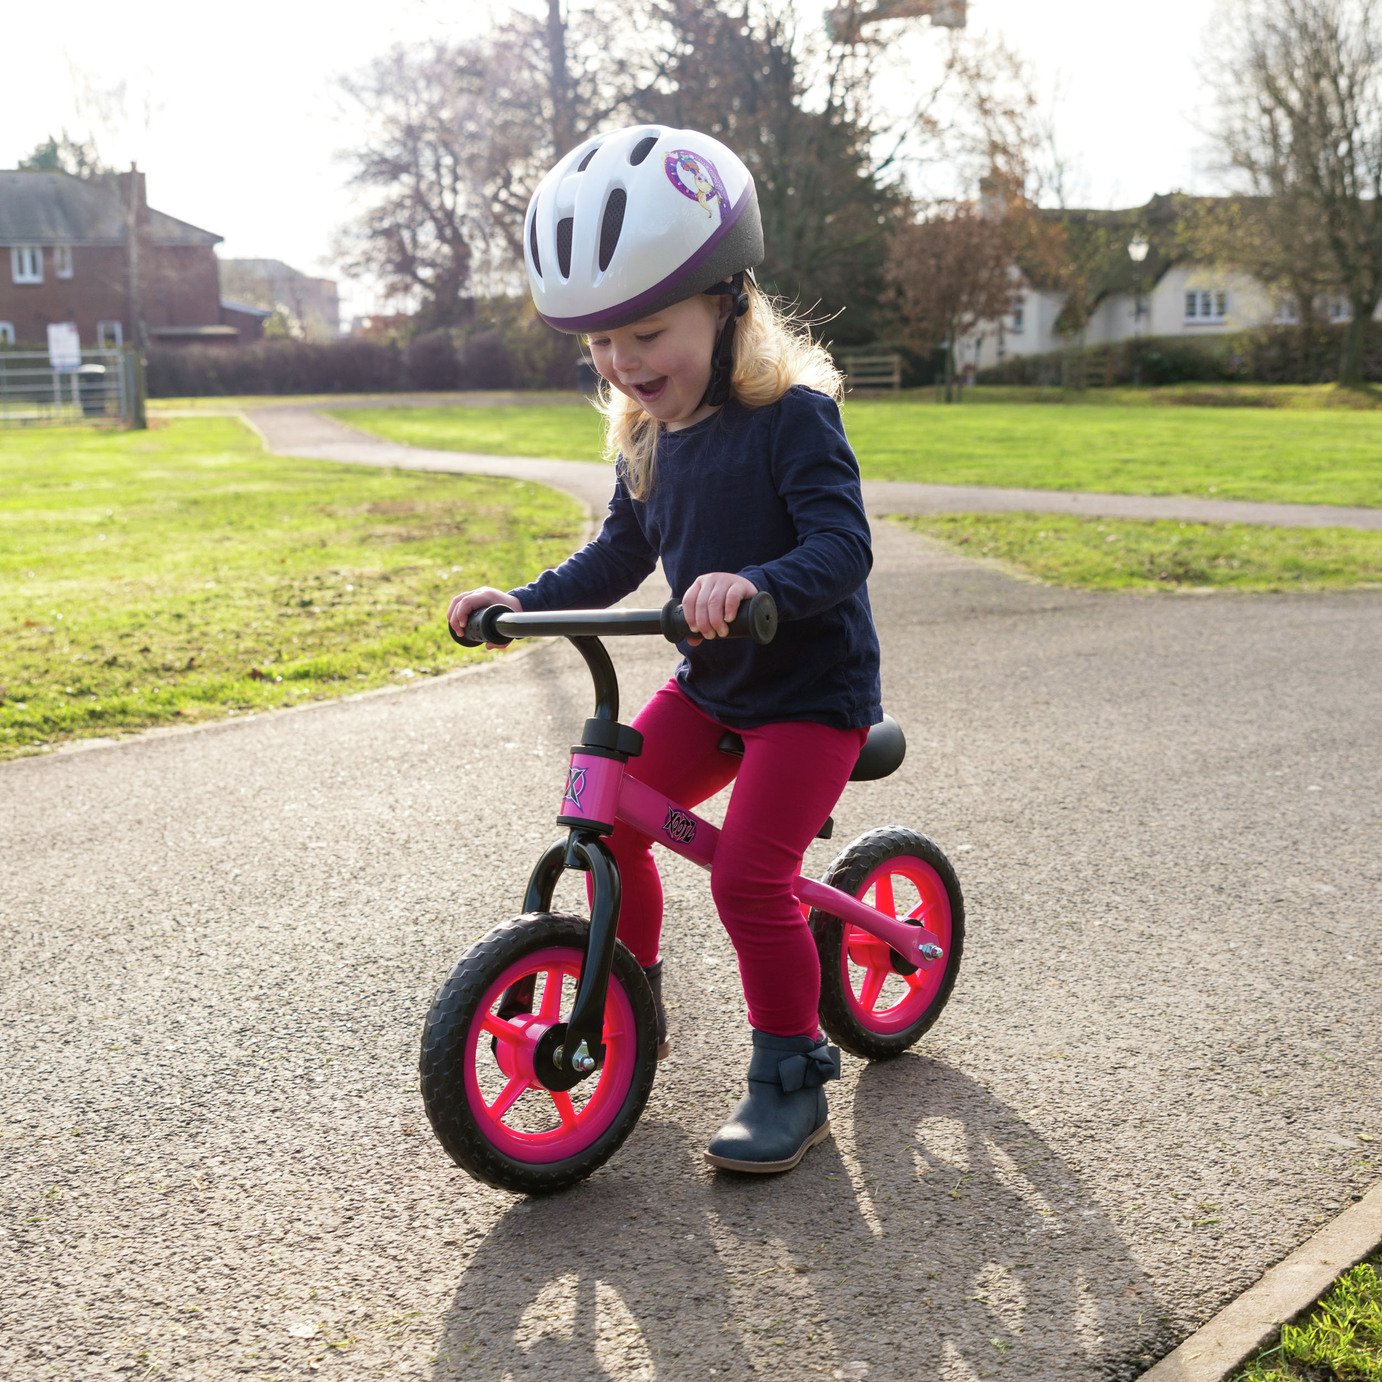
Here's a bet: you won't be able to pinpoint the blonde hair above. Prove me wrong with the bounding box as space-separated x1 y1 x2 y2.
594 282 844 501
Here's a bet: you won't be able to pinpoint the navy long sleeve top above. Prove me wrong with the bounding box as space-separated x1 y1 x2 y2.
509 386 882 731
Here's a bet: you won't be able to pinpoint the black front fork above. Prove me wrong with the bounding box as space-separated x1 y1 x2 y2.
523 828 622 1078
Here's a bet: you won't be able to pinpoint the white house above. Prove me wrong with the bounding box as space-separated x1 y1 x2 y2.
959 193 1381 378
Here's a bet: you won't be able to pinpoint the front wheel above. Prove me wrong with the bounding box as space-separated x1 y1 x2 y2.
419 912 658 1195
810 828 964 1060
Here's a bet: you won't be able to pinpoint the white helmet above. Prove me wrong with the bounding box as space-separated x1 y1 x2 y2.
524 124 764 335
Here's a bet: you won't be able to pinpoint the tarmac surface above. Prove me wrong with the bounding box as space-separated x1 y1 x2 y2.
3 406 1379 1379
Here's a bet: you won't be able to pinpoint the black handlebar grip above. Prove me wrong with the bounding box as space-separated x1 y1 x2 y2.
448 604 515 648
660 591 777 645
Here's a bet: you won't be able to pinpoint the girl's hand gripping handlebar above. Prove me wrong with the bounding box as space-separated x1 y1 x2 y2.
449 592 778 649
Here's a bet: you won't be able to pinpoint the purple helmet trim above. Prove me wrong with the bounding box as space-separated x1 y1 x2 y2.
538 182 755 334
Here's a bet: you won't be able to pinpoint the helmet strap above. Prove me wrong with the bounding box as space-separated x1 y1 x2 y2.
699 272 750 409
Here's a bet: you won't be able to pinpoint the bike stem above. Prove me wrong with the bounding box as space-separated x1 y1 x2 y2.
519 632 632 1074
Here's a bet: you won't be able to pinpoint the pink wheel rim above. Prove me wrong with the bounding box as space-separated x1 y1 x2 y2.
840 856 953 1033
461 946 638 1163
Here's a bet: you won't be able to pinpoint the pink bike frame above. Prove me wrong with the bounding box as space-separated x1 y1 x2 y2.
560 752 947 969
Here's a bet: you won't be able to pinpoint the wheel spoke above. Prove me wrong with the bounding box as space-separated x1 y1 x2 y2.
487 1075 529 1123
537 967 566 1022
481 1014 520 1044
874 873 896 918
858 961 888 1013
550 1090 579 1132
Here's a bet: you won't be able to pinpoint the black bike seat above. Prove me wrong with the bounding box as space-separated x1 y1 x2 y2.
715 714 906 782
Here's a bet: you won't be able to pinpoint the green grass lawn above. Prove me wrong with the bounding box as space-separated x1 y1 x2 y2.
1229 1251 1382 1382
334 394 1382 508
894 514 1381 592
0 418 582 759
334 401 609 465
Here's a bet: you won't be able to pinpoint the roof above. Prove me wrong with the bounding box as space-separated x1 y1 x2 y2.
1015 192 1266 331
220 300 273 318
0 170 221 247
150 325 239 340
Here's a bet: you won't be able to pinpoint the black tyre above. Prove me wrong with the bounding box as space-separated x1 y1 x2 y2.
419 912 658 1195
810 828 964 1060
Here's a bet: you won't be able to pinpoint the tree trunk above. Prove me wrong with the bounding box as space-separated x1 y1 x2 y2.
1339 302 1374 385
547 0 573 155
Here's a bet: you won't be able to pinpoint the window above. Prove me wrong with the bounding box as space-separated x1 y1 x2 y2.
1326 296 1351 321
1184 289 1227 323
11 245 42 284
97 320 124 347
1009 295 1026 333
1275 299 1299 325
0 322 14 345
54 245 73 279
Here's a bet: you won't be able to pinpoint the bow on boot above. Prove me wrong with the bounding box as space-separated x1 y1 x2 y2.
705 1030 841 1174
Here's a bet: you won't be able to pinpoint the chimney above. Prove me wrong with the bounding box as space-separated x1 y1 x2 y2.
117 165 148 225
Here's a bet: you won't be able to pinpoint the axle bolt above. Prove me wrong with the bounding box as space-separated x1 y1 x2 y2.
920 943 944 960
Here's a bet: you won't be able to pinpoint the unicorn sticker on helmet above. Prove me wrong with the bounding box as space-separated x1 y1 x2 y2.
666 150 728 221
522 124 763 334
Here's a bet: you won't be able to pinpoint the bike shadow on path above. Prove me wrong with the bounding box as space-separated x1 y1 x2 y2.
431 1058 1173 1380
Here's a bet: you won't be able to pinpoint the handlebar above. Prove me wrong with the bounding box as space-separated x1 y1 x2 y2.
450 592 778 649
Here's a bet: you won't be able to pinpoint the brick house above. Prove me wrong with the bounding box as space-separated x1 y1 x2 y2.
0 168 242 350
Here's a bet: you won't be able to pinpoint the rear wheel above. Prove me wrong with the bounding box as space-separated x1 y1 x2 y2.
420 912 658 1194
811 828 964 1060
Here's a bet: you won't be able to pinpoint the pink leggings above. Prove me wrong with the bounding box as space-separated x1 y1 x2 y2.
601 680 867 1037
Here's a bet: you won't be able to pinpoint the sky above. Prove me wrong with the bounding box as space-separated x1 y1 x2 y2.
1 0 1223 320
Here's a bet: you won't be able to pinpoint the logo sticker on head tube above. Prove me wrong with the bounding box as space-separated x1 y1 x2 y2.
563 767 587 812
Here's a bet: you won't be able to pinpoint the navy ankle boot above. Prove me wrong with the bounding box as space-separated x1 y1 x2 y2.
705 1030 840 1173
642 961 670 1061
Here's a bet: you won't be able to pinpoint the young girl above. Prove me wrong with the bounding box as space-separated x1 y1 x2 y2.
448 124 882 1175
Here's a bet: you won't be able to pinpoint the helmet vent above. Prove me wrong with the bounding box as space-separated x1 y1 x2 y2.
598 189 626 272
629 135 658 166
528 213 541 277
557 217 574 279
576 144 601 172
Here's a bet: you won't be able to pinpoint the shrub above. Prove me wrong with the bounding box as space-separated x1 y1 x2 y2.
401 330 461 392
145 297 589 397
456 329 516 390
975 323 1382 388
146 338 404 397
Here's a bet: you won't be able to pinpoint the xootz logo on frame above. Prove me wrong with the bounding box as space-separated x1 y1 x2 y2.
665 151 728 222
662 806 697 845
562 767 587 812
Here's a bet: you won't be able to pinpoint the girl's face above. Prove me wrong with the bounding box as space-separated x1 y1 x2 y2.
586 295 728 431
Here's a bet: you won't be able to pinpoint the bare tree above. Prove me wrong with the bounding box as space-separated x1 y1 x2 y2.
336 39 547 328
886 199 1014 398
1208 0 1382 382
336 2 664 327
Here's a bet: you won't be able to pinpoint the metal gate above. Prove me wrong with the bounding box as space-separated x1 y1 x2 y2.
0 348 138 427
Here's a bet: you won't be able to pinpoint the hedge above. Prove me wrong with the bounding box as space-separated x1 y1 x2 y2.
145 318 581 398
976 323 1382 387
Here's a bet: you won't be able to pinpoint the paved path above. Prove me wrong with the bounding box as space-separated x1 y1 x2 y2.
3 407 1379 1380
245 403 1382 531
